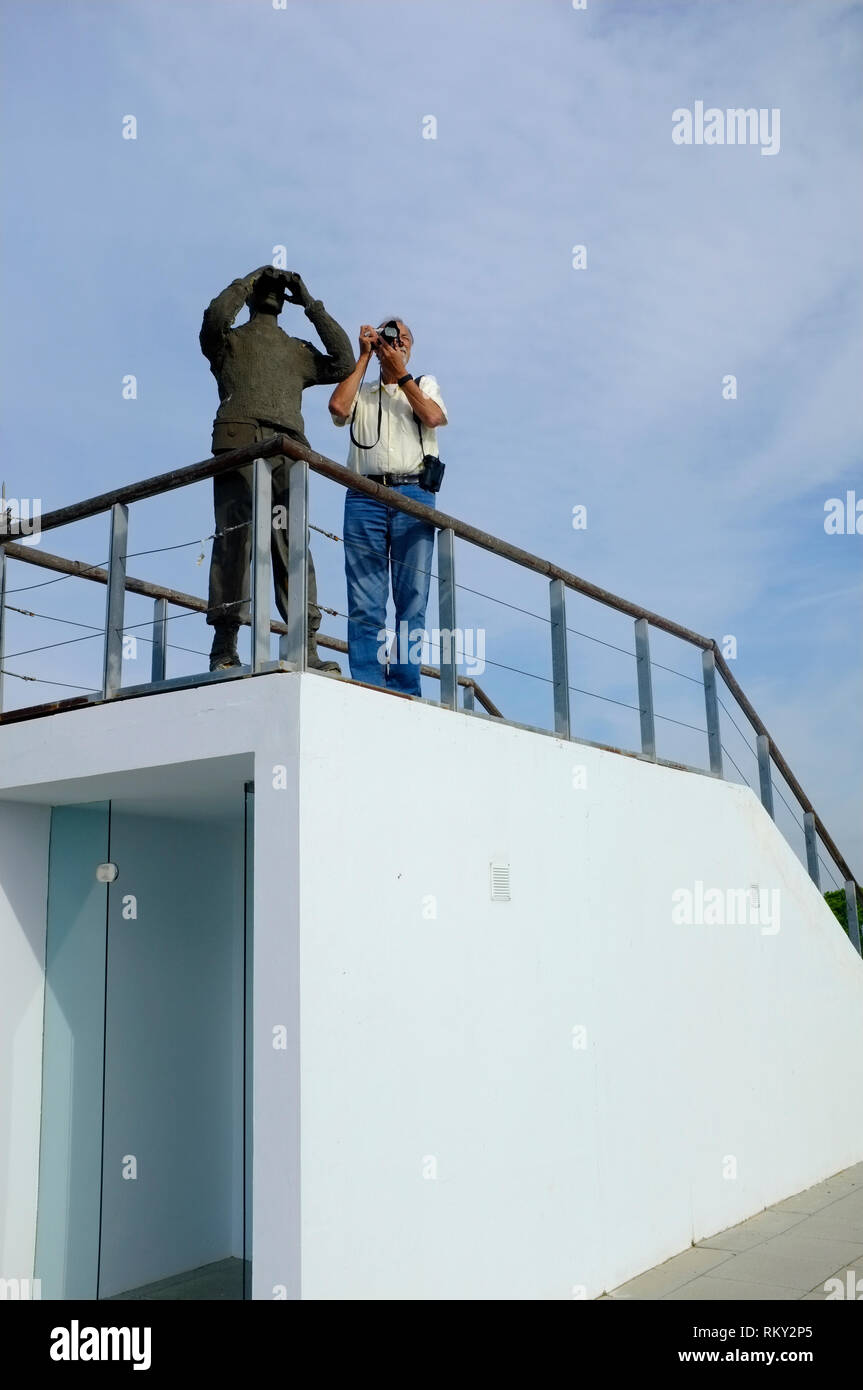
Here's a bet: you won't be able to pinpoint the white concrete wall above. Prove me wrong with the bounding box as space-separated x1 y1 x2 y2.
296 676 863 1299
0 802 50 1284
249 696 302 1302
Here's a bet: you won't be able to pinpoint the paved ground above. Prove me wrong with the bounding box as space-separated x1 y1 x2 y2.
108 1166 863 1301
604 1161 863 1300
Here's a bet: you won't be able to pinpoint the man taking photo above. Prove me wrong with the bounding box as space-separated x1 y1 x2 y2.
328 319 447 695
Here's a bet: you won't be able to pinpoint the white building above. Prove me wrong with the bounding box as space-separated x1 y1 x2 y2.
2 665 862 1300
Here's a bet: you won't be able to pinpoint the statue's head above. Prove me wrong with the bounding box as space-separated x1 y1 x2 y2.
247 269 287 318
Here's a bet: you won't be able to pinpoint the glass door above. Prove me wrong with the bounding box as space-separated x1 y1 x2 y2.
35 787 251 1301
34 802 111 1301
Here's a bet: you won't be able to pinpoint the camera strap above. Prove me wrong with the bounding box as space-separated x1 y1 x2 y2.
412 375 425 452
349 370 429 456
348 357 381 451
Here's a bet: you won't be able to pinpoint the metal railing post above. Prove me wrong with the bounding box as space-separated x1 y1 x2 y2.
756 734 774 819
281 458 308 670
151 596 168 683
701 647 723 776
634 618 656 760
251 457 274 673
462 682 475 711
0 547 6 713
437 528 457 710
803 812 821 889
844 880 861 955
549 578 571 738
102 502 128 699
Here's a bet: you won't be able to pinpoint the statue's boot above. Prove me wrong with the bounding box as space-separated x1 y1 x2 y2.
307 639 341 675
210 621 339 674
209 622 241 672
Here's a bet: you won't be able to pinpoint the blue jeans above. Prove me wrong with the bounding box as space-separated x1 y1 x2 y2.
343 483 436 695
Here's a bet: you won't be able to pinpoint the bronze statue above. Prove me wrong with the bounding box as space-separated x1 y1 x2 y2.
200 265 356 671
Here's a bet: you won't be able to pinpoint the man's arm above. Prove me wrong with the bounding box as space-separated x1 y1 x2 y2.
401 376 447 429
374 339 447 427
199 266 269 365
329 325 376 425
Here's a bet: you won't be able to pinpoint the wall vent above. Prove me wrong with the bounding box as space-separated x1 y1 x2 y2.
490 861 511 902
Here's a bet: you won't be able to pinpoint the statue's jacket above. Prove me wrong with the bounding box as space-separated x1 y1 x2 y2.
200 277 355 452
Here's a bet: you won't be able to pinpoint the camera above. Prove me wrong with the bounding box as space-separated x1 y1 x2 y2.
376 320 402 349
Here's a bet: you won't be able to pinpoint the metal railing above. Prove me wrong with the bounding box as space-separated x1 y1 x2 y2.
0 432 860 946
0 539 501 717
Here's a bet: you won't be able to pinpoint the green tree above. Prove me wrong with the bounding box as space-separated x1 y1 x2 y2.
825 889 863 937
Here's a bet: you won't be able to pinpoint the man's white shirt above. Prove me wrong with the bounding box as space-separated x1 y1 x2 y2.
332 375 447 476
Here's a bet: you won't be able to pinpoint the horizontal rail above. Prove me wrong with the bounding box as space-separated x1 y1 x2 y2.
0 541 501 717
29 436 289 536
278 438 715 649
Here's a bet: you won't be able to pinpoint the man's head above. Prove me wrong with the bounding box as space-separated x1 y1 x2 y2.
377 317 413 367
247 268 287 318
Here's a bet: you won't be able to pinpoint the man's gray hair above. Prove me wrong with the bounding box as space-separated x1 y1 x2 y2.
378 316 413 343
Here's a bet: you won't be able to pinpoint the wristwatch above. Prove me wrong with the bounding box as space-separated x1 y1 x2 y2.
397 372 414 387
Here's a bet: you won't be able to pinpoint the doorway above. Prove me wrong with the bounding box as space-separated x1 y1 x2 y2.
34 777 252 1300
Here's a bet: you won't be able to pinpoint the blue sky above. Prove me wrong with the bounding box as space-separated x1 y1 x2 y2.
1 0 861 878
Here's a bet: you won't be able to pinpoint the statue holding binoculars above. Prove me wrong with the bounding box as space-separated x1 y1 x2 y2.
200 264 356 671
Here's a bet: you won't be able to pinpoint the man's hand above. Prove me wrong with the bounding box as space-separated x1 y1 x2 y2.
283 271 313 308
375 338 408 378
358 325 378 360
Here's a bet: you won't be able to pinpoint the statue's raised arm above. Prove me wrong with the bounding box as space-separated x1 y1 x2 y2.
199 266 271 369
282 271 356 387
